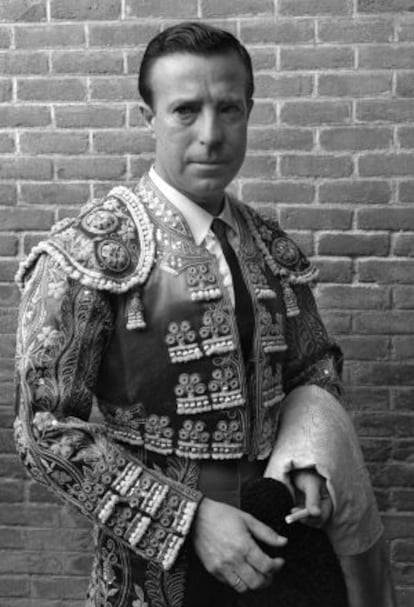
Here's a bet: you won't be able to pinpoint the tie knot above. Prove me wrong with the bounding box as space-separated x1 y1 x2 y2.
211 217 227 241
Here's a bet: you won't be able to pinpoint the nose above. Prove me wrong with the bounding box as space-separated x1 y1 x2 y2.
198 110 223 149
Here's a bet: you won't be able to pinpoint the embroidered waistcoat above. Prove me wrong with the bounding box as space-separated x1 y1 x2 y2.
16 174 317 463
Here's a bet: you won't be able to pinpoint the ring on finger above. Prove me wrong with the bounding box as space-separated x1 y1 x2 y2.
232 574 242 589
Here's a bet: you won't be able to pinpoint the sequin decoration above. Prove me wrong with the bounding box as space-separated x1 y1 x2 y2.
185 263 222 301
212 412 244 459
199 304 236 356
81 206 119 235
177 419 210 459
97 239 131 274
144 415 174 454
165 321 203 363
258 306 287 353
174 373 210 415
271 236 301 268
246 261 276 300
208 357 245 411
262 362 285 408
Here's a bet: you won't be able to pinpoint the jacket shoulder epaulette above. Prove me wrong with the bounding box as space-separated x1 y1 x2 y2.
16 186 155 293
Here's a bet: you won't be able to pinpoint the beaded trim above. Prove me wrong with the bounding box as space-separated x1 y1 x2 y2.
15 186 156 295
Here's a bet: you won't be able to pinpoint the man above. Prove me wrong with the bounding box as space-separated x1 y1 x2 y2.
14 22 393 607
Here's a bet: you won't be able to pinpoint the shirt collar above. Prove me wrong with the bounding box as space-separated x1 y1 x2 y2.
149 166 237 246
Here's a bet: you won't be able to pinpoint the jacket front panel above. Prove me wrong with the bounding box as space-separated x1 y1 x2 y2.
96 180 288 460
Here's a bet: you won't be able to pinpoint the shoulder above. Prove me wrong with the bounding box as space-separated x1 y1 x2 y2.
230 199 317 282
16 185 156 293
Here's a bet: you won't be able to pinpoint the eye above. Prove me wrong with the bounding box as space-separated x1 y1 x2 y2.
174 105 196 119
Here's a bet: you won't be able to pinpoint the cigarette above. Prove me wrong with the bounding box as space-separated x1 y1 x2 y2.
285 508 309 524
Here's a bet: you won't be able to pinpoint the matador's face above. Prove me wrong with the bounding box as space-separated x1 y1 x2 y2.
142 51 253 214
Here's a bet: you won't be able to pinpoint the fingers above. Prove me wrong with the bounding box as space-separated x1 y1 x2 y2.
244 512 287 547
245 542 284 577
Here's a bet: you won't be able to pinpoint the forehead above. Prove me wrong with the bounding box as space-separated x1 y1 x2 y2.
149 52 249 105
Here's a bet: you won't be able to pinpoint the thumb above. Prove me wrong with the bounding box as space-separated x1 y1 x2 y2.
302 478 322 517
244 513 287 547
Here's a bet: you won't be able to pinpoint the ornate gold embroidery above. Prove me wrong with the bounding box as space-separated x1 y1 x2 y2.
174 373 210 415
258 306 287 353
212 411 244 459
199 303 236 356
165 321 203 364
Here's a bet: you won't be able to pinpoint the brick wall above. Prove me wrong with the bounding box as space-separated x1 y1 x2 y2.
0 1 413 605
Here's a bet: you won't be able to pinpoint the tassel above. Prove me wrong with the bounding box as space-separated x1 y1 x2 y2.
126 290 146 330
282 280 300 317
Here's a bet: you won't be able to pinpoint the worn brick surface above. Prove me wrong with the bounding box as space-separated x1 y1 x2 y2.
1 2 413 604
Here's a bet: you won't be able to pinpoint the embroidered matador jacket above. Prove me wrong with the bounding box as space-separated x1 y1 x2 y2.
14 174 364 606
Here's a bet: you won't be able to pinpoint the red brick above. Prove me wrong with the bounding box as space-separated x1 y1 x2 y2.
313 258 353 283
318 284 390 309
249 101 276 125
255 74 312 98
23 234 49 253
393 336 414 359
125 50 146 75
0 51 48 74
28 483 60 504
55 105 125 128
89 23 159 47
129 157 154 179
20 131 89 155
398 21 414 41
24 528 92 552
360 153 414 177
319 180 391 204
280 0 351 15
369 463 414 488
250 49 276 72
320 126 392 151
396 73 414 97
0 133 14 153
0 235 18 256
360 437 392 460
354 413 414 440
52 51 123 74
280 206 352 230
392 233 414 256
51 0 121 21
318 233 389 257
394 286 414 309
358 100 414 123
383 514 414 539
0 1 46 22
0 106 51 127
281 47 354 71
357 207 414 230
346 386 390 411
93 130 153 154
318 18 393 43
319 310 352 334
319 73 392 97
392 538 414 562
201 0 272 18
0 286 19 307
353 310 414 333
281 101 351 126
241 181 315 203
358 0 414 12
391 491 414 512
0 551 67 575
15 24 85 48
281 154 353 178
400 180 414 202
398 127 414 148
398 588 414 607
359 45 414 69
0 479 24 502
17 78 86 102
56 157 126 180
0 260 19 281
0 504 61 527
393 388 414 410
240 19 314 44
0 576 30 597
0 27 12 48
31 575 89 599
0 79 12 102
125 0 197 17
359 260 414 284
90 76 138 101
0 208 53 231
248 128 313 151
285 231 314 256
239 155 277 178
0 158 53 180
20 183 89 206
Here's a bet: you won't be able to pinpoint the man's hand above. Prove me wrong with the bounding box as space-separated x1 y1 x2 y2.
286 468 333 528
192 497 287 593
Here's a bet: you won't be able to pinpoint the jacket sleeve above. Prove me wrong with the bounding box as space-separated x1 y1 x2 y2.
282 282 344 400
14 253 202 570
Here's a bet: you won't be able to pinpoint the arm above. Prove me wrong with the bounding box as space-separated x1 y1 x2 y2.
14 253 201 570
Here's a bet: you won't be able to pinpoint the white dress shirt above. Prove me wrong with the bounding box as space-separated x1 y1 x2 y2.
149 166 238 305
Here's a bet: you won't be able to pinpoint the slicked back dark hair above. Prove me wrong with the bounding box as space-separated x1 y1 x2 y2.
138 21 254 109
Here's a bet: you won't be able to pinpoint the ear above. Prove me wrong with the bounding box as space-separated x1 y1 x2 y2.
138 101 155 131
247 98 254 119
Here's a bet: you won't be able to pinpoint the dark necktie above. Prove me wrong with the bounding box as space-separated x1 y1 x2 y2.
211 218 255 363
